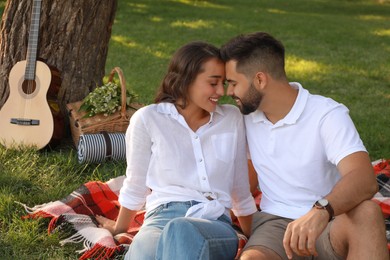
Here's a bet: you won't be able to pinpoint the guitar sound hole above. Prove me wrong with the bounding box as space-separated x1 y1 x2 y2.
22 80 37 95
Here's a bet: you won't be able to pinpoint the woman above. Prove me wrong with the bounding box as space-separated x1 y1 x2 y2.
97 41 257 260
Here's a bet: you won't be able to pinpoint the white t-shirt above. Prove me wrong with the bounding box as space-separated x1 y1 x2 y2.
245 82 367 219
118 102 257 219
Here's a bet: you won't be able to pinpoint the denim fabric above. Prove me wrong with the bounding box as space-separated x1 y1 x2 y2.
125 201 238 260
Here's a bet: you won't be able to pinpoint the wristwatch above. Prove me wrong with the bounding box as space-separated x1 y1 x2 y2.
313 198 334 222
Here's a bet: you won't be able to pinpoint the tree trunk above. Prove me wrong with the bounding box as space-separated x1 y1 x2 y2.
0 0 117 110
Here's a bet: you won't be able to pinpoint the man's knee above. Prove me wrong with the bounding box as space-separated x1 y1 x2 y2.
333 200 384 236
358 200 382 215
330 199 386 256
348 200 384 222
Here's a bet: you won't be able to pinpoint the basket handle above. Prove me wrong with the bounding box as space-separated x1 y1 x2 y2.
108 67 127 118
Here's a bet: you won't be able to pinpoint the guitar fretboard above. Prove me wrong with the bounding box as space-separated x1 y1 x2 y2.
25 0 42 80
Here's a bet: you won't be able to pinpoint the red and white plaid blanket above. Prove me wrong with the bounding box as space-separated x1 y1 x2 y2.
22 176 144 259
22 160 390 259
372 159 390 250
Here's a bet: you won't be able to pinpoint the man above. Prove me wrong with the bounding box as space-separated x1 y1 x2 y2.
220 32 389 260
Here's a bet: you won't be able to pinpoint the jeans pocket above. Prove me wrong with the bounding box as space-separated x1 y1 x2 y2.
145 204 164 219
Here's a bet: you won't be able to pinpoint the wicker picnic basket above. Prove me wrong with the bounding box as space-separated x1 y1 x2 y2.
66 67 143 146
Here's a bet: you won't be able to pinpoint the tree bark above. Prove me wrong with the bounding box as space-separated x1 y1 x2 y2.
0 0 117 110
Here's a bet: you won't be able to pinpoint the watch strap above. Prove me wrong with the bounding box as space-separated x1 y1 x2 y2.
325 202 334 222
314 200 334 222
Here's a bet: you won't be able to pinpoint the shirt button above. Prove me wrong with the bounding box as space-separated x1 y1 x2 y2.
202 176 206 180
194 135 199 139
199 158 203 162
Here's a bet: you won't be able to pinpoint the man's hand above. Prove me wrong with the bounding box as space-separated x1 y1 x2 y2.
282 208 329 259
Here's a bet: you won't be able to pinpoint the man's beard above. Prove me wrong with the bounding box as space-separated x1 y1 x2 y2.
235 82 263 115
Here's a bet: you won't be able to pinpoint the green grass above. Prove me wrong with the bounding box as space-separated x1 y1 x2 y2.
1 0 390 258
105 0 390 157
0 147 126 259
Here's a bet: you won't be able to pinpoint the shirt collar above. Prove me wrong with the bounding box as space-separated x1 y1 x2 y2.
281 82 308 125
249 82 309 126
156 102 224 123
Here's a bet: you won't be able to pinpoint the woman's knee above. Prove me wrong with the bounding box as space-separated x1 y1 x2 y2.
164 217 237 239
165 217 196 233
159 217 238 259
128 226 162 259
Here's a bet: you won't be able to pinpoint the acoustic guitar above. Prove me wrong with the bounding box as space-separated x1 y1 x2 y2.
0 0 54 149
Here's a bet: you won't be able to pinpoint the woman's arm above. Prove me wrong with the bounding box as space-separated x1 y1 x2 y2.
96 206 138 236
114 206 138 234
237 215 253 238
248 159 259 196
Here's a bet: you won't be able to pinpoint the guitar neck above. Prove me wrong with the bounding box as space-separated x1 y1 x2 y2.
25 0 42 80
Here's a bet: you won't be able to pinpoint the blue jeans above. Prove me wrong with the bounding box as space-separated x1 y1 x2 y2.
125 201 238 260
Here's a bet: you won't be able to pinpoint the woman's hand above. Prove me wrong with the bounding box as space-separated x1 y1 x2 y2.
96 215 116 235
96 206 138 236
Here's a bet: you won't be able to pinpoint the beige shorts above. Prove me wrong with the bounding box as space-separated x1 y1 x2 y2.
244 211 344 260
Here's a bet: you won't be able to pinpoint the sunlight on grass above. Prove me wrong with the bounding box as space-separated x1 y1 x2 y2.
171 0 229 9
171 19 215 29
267 8 288 14
358 15 388 21
373 29 390 36
286 55 329 78
111 35 137 48
144 47 169 59
127 3 148 13
111 35 170 59
150 16 163 22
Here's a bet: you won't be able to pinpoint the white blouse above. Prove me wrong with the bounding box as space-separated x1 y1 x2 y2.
118 102 257 219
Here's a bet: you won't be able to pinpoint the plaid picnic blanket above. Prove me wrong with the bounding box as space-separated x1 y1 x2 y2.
21 160 390 259
21 175 143 259
21 175 251 259
372 159 390 249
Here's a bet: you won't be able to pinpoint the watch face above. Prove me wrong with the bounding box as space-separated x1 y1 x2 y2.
318 198 328 207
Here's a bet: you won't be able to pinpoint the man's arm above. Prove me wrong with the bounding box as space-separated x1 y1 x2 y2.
283 151 378 259
327 151 378 216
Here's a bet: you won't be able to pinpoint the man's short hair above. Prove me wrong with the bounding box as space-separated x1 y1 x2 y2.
221 32 286 80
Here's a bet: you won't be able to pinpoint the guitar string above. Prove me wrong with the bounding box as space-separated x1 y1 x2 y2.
23 0 42 122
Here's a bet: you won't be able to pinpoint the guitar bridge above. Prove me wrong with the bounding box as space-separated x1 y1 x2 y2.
10 118 40 126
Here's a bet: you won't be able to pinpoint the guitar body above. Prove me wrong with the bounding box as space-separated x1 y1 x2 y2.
0 60 54 149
